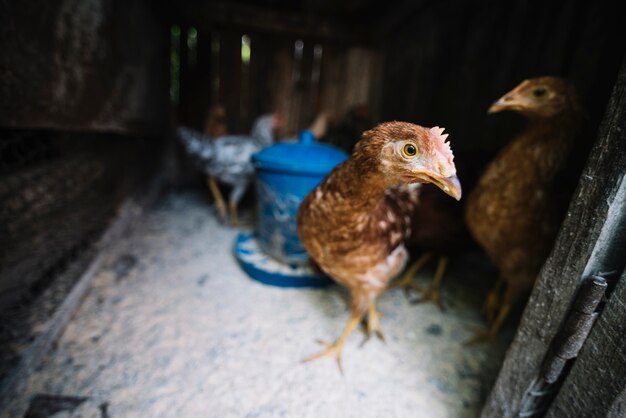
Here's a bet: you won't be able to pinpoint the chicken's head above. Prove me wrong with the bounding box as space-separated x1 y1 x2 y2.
355 122 462 200
488 76 580 118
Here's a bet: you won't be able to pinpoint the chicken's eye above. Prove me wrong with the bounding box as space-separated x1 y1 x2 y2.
402 143 417 157
533 87 547 98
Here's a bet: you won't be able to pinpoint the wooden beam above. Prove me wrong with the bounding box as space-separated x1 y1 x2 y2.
175 1 369 44
481 57 626 417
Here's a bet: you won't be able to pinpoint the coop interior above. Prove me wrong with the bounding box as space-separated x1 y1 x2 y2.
1 1 625 417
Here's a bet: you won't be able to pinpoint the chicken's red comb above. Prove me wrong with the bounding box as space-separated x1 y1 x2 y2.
429 126 454 163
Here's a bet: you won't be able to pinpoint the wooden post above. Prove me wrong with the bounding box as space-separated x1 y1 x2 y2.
481 57 626 417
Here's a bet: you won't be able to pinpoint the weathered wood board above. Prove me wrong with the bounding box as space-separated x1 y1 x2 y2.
0 0 168 134
546 269 626 417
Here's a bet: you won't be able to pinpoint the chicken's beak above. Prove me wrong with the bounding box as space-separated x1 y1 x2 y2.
433 173 462 201
488 80 531 113
417 172 462 201
488 98 508 113
488 95 525 113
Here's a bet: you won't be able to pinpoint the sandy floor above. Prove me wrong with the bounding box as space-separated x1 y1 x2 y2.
6 191 512 418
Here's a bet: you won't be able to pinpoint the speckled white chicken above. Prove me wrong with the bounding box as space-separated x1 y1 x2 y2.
177 114 281 225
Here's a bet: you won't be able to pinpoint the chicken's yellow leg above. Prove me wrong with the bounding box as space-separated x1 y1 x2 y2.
365 301 385 342
303 312 362 373
228 201 238 227
482 277 504 325
207 176 226 220
465 304 511 345
392 252 433 297
412 256 447 310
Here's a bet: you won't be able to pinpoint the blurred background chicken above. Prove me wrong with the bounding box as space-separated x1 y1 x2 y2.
297 122 462 369
320 103 373 153
465 76 586 343
177 113 283 226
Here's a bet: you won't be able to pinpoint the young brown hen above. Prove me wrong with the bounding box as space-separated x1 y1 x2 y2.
297 122 462 368
465 77 585 343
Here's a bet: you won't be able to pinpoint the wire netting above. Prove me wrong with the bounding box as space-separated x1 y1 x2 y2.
0 129 157 380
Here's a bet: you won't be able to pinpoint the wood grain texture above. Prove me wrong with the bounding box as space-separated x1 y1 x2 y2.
0 0 168 134
481 58 626 417
546 270 626 417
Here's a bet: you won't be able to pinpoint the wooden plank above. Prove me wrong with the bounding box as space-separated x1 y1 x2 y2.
317 45 348 119
316 46 380 123
0 0 168 135
218 30 243 132
481 57 626 417
342 48 379 117
247 33 277 119
546 269 626 417
269 40 296 137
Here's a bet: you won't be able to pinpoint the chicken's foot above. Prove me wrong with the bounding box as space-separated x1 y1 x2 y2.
411 256 447 310
392 252 433 298
303 313 362 373
207 176 227 221
361 301 385 345
465 304 511 345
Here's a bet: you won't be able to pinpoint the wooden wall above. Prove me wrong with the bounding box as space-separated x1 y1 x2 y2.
0 0 169 135
377 0 626 156
173 25 380 138
0 0 167 308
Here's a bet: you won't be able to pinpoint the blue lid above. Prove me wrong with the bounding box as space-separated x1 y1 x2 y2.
252 130 348 175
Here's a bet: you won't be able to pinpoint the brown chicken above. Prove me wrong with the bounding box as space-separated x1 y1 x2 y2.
393 182 472 309
465 77 584 343
297 122 462 368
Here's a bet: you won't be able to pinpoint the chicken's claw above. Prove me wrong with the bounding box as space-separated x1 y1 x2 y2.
303 314 361 373
392 252 434 300
411 286 445 311
464 327 498 345
303 340 345 374
391 277 420 299
465 304 511 345
410 256 448 311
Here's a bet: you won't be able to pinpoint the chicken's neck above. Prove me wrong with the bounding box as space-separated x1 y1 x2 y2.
329 157 393 213
524 113 581 148
502 113 582 181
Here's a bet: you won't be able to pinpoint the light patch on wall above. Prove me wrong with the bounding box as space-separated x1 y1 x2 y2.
241 34 251 65
187 27 198 68
170 25 181 105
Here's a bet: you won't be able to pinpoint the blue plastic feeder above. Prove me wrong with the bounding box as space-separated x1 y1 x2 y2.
233 130 348 287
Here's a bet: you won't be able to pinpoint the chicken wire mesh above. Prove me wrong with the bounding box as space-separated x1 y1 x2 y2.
0 129 156 381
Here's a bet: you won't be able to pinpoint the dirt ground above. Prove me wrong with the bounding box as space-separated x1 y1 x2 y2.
6 191 512 418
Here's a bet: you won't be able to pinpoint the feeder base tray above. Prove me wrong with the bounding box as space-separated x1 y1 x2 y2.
233 232 332 287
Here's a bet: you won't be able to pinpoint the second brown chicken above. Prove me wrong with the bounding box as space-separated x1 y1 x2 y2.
465 76 586 343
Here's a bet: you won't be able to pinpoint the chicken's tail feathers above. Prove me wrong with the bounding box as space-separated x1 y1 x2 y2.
176 126 215 161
